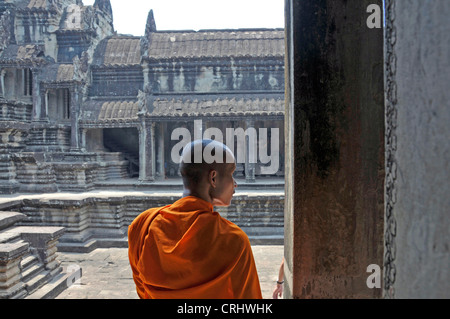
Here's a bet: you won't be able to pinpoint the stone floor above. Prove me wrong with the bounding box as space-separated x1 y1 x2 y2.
55 245 284 299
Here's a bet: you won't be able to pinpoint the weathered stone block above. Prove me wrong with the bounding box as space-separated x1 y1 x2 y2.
7 226 65 271
0 241 29 263
0 212 26 231
0 241 29 299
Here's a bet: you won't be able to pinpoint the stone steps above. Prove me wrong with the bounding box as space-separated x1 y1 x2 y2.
20 254 44 282
23 270 50 295
104 137 138 177
20 252 52 295
0 211 73 299
0 241 29 299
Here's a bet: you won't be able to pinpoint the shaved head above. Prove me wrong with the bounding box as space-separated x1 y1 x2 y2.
180 139 235 189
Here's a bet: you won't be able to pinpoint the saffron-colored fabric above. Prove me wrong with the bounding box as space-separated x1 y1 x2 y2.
128 196 262 299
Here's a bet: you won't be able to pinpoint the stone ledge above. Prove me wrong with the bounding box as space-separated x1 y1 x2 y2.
0 212 27 231
57 238 98 253
0 242 29 261
7 227 65 247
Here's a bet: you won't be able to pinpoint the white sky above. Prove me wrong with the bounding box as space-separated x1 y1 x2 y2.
82 0 285 36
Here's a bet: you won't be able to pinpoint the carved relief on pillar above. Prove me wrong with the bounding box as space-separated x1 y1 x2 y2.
383 0 398 300
0 10 12 52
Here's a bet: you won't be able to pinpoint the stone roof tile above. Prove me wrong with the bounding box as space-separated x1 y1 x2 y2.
147 29 284 59
27 0 47 9
95 36 142 66
40 64 75 83
0 44 45 63
56 64 74 81
81 100 139 122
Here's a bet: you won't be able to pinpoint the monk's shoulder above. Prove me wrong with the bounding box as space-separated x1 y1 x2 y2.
214 214 251 245
129 206 168 232
195 212 247 237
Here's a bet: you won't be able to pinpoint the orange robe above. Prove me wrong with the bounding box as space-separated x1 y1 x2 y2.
128 196 262 299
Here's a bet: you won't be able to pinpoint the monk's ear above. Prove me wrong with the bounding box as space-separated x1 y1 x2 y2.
209 169 218 187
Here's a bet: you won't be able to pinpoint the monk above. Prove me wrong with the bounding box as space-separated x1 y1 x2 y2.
128 139 262 299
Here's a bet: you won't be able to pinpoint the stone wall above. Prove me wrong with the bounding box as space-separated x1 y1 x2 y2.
148 58 284 94
0 194 285 252
383 0 450 299
284 0 385 298
0 151 130 194
90 65 144 98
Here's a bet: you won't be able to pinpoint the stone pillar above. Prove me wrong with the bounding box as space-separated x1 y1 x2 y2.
139 119 155 181
0 69 5 97
383 0 450 299
80 128 87 152
40 87 49 121
245 118 256 183
70 87 80 151
155 122 165 180
284 0 385 298
44 89 49 119
31 69 43 121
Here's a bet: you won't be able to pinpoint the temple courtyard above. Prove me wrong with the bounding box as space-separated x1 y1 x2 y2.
0 184 285 299
55 245 284 299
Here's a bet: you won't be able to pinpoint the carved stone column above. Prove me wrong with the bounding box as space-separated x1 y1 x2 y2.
139 118 155 181
31 69 43 121
0 69 5 97
155 122 165 180
70 87 80 151
80 128 87 152
245 118 256 183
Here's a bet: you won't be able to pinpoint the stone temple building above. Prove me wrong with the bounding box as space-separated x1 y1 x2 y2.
0 1 285 298
0 0 285 195
1 0 448 300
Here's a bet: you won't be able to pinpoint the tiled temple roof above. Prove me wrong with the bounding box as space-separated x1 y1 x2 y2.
0 44 45 63
93 36 142 67
146 29 285 60
80 94 284 124
13 0 60 11
41 64 74 83
92 29 284 66
81 100 140 123
27 0 47 9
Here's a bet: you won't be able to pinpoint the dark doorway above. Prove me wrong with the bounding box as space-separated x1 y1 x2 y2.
103 128 139 178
